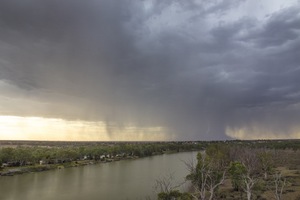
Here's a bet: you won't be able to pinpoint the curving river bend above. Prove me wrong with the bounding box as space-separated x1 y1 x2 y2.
0 151 198 200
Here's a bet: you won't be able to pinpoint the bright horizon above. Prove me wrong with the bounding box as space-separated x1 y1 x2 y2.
1 115 299 141
0 115 167 141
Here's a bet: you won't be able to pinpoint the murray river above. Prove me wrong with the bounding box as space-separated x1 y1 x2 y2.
0 151 198 200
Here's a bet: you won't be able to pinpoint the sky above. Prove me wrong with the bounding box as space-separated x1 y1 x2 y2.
0 0 300 141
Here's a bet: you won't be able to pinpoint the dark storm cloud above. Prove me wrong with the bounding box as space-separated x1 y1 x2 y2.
0 0 300 140
244 7 300 48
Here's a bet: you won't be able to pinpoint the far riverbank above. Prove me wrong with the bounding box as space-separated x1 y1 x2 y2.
0 141 203 176
1 153 156 176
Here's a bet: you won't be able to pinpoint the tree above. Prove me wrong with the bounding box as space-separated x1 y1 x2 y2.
229 161 247 191
0 147 14 163
257 149 274 180
243 172 256 200
186 145 228 200
186 152 209 200
272 172 286 200
155 174 191 200
14 147 33 165
229 160 257 200
229 148 261 200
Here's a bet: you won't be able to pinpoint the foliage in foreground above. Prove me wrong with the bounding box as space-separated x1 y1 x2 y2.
157 141 300 200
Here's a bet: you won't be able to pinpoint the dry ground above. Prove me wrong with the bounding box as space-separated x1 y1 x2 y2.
217 149 300 200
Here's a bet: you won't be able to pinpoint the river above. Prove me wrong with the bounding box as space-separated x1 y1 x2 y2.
0 151 198 200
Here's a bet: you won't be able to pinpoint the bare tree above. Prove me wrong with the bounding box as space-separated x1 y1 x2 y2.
154 173 183 194
207 170 226 200
185 146 228 200
257 149 274 180
273 172 286 200
238 148 260 200
154 173 193 200
184 152 208 200
242 173 256 200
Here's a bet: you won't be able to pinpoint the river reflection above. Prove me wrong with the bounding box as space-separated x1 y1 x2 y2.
0 151 198 200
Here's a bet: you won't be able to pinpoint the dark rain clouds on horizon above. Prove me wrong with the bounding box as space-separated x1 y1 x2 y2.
0 0 300 140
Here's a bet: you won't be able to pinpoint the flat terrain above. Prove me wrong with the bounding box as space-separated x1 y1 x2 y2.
217 149 300 200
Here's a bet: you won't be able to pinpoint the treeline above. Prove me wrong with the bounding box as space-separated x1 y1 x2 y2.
2 139 300 168
245 139 300 150
202 139 300 150
0 142 203 167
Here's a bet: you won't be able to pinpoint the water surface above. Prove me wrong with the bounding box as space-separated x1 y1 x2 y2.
0 151 198 200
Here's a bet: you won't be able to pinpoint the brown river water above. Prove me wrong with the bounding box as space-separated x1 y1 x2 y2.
0 151 198 200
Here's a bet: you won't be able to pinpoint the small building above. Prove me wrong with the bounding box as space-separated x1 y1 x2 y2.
39 160 46 165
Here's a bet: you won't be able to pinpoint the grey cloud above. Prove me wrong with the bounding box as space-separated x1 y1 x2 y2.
0 0 300 140
241 6 300 48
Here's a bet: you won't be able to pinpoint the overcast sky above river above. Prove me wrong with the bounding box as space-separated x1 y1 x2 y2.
0 0 300 141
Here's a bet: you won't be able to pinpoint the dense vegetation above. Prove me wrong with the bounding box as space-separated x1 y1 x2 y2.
0 141 203 169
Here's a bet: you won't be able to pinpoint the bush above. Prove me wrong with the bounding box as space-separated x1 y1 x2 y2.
157 190 192 200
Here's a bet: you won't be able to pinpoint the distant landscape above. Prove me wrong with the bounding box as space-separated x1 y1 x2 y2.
1 140 300 199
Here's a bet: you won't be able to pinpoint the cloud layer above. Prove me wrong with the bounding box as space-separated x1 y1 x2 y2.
0 0 300 140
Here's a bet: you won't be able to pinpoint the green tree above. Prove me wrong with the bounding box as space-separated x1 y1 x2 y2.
0 147 14 163
186 145 228 200
14 147 33 165
229 161 247 191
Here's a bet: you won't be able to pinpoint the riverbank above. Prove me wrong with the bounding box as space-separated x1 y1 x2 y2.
0 156 141 176
0 141 205 177
0 150 188 176
0 151 197 200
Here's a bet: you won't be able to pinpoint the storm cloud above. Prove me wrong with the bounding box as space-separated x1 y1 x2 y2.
0 0 300 140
